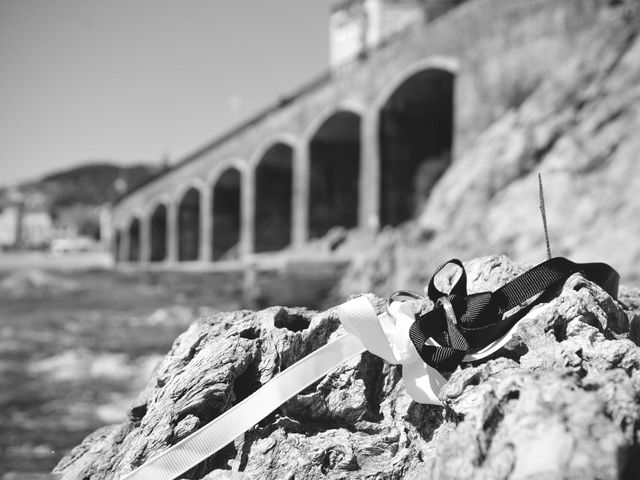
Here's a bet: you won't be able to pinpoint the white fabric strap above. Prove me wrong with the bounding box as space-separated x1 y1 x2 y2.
338 297 447 404
120 332 366 480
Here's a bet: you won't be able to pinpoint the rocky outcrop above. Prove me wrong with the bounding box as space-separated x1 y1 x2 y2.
55 256 640 479
339 0 640 298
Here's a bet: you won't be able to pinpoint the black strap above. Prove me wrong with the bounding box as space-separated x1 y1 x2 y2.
407 257 619 372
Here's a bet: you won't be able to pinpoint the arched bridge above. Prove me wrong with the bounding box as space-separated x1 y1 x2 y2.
112 0 601 265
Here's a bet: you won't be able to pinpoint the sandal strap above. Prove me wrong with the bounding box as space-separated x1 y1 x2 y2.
408 257 619 371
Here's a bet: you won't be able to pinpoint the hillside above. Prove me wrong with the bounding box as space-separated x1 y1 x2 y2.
0 162 164 211
40 162 164 207
340 0 640 297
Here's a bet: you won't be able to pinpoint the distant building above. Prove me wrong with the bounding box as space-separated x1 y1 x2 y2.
330 0 425 69
0 195 54 250
21 209 53 248
51 204 109 251
329 0 465 69
0 202 20 249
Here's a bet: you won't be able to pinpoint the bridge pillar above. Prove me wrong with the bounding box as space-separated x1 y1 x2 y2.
140 215 151 263
119 226 130 263
293 141 309 249
360 109 380 234
112 230 120 263
200 185 212 262
166 201 178 263
242 168 254 259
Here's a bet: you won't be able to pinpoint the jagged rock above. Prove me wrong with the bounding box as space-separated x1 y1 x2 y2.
55 256 640 479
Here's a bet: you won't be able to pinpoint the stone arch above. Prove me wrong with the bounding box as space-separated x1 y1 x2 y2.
206 158 247 186
249 134 298 169
376 62 456 227
149 202 168 262
374 57 460 109
308 109 361 239
211 167 242 261
177 187 201 261
173 178 207 206
304 102 364 141
128 217 141 262
253 141 294 252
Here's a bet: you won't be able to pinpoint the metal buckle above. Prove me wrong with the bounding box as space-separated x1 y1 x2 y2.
437 296 457 325
387 290 425 316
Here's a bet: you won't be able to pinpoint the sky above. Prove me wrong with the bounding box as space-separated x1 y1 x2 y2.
0 0 335 186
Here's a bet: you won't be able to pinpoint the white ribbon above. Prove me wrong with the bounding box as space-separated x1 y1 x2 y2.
118 295 516 480
340 296 521 403
338 296 448 405
119 332 365 480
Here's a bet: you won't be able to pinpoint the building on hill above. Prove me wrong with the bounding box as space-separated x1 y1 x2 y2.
111 0 603 267
0 202 20 250
21 209 53 249
0 194 53 250
329 0 424 69
329 0 465 69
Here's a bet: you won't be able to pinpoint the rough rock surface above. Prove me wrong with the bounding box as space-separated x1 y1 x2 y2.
339 0 640 298
55 256 640 479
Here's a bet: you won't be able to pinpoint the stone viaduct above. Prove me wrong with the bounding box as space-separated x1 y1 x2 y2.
112 0 603 266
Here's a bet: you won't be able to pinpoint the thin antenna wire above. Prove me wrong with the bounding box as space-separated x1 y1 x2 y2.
538 173 552 259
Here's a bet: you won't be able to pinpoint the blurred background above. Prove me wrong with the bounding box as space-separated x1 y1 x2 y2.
1 0 639 476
